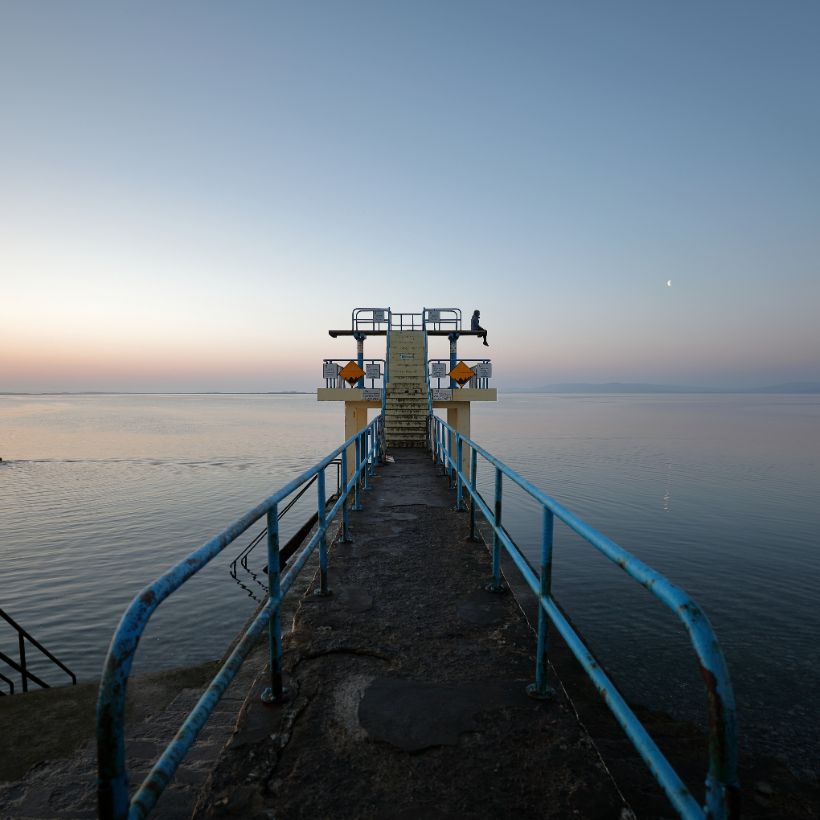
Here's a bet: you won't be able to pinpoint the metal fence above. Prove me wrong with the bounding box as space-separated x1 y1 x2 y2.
97 416 384 819
429 415 739 820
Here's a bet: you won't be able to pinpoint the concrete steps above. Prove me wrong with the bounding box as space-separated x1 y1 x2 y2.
385 331 428 447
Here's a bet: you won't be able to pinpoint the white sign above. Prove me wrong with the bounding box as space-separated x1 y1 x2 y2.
362 389 382 401
365 363 381 379
399 353 414 360
431 362 447 378
323 362 340 379
431 388 453 401
427 309 440 322
372 309 386 322
473 362 492 378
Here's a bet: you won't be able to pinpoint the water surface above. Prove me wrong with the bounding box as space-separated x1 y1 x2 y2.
1 393 818 777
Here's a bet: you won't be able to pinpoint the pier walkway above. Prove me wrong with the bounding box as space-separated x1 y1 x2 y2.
196 448 626 819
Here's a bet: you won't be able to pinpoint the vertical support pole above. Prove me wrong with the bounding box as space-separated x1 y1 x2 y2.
468 447 479 540
315 468 331 596
362 428 370 490
455 434 464 511
447 428 454 485
19 633 27 693
527 508 555 699
486 467 506 592
353 437 362 510
341 448 352 542
261 504 287 703
355 332 365 388
448 332 458 389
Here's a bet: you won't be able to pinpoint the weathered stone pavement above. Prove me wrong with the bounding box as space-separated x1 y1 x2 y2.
197 449 627 819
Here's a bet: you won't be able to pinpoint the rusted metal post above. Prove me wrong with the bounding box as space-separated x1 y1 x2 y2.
455 434 464 511
315 468 331 596
341 448 352 542
261 505 287 704
353 437 362 511
468 447 480 541
486 467 506 592
528 507 555 699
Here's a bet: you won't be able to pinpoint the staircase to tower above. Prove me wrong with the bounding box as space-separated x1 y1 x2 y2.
384 330 428 447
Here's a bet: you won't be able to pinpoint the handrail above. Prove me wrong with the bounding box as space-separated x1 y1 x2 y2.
351 307 390 333
230 460 342 576
0 607 77 693
428 358 492 389
422 307 433 419
429 415 739 820
322 358 386 389
0 670 14 695
423 307 462 330
97 415 384 820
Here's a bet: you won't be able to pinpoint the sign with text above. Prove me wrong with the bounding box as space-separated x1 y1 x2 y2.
362 389 382 401
323 362 340 380
365 363 381 379
431 388 453 401
430 362 447 378
427 309 440 322
473 362 492 378
399 353 415 360
372 309 386 322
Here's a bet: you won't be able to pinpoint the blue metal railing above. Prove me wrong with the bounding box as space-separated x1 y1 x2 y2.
422 307 462 331
428 358 492 389
429 415 739 820
322 358 386 389
351 307 390 333
97 416 384 820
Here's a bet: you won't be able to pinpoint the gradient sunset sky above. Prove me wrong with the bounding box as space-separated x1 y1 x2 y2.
2 1 818 392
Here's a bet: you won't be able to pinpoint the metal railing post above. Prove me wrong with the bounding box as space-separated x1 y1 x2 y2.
19 633 27 693
486 466 506 592
353 437 362 510
341 449 352 542
455 435 464 511
261 505 287 703
447 428 454 486
468 447 480 541
528 507 556 699
362 429 371 490
315 468 331 596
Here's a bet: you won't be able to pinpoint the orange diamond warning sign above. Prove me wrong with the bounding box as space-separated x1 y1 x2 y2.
448 361 475 387
339 360 366 385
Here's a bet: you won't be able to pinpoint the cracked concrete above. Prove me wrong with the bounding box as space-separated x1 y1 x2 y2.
196 449 626 819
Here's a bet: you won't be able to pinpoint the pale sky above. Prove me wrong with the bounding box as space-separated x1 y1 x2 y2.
1 1 818 391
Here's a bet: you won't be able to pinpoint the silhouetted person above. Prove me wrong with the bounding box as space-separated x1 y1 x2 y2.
471 309 489 346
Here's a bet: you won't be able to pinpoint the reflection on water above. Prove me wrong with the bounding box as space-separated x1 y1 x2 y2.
1 393 819 777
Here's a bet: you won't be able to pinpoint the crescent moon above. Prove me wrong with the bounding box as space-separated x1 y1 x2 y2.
666 280 672 287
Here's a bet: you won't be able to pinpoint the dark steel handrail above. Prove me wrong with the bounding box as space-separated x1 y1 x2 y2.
0 608 77 693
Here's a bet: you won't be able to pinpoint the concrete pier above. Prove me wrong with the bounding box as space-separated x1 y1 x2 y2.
197 450 626 819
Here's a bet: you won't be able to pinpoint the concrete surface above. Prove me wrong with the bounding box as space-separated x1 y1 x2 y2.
196 449 627 819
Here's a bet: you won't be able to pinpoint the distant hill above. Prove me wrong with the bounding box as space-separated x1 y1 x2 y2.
505 382 820 394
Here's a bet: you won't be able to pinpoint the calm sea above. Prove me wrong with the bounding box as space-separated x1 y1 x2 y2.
1 393 818 777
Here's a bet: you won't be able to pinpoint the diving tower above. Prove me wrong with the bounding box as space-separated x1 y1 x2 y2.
317 308 497 472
